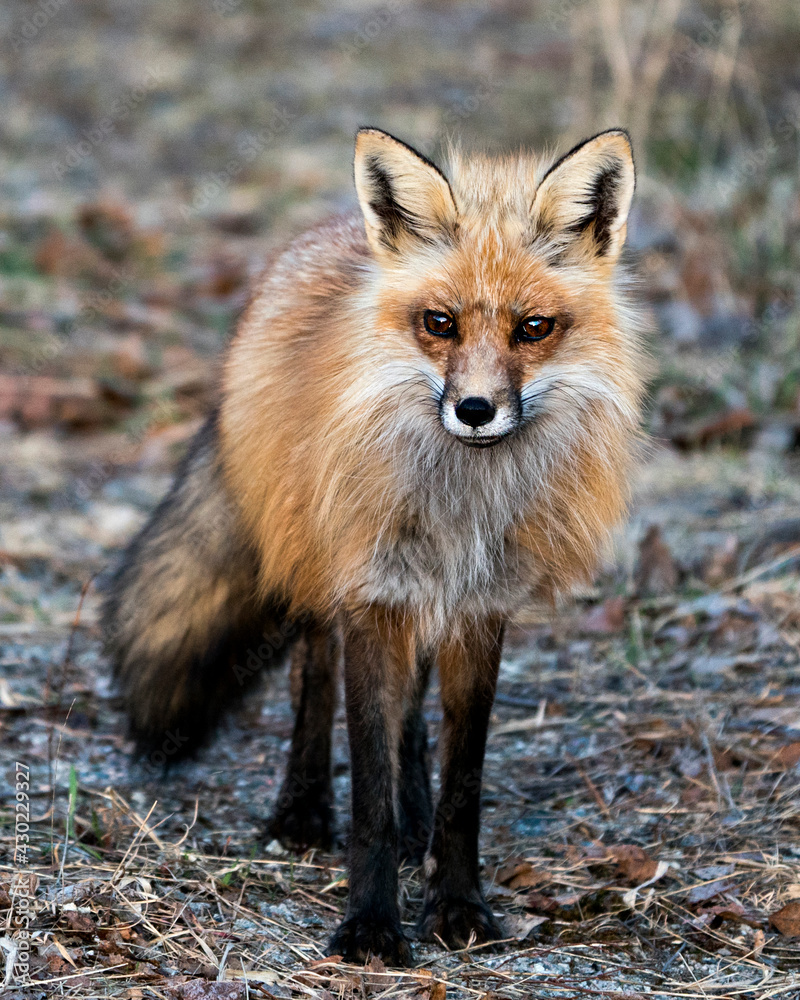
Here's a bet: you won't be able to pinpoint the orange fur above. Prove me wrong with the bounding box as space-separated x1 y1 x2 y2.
220 129 646 645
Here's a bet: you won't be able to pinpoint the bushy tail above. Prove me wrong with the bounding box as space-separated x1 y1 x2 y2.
102 412 290 753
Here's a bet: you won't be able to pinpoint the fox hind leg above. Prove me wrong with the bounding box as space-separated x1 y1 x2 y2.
269 622 339 851
397 652 434 866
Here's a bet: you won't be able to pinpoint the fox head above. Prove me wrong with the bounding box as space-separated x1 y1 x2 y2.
354 127 642 450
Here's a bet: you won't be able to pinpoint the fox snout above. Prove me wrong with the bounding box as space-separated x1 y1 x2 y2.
439 385 521 447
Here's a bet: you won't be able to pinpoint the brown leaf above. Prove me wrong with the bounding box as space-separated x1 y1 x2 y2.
495 861 549 890
770 901 800 937
77 198 136 260
695 900 763 928
308 955 342 968
581 596 626 635
430 983 447 1000
193 251 248 299
609 845 659 884
774 743 800 769
671 407 757 450
64 911 96 934
0 374 124 430
525 891 559 914
495 860 530 884
634 525 679 597
111 334 155 381
45 953 73 977
34 227 113 280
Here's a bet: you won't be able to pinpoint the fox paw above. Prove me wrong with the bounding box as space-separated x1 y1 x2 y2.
268 795 333 852
417 893 504 950
328 915 413 967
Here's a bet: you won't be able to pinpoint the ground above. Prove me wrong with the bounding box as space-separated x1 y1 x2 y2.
1 1 800 997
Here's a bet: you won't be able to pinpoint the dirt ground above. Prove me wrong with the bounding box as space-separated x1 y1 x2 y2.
2 1 800 997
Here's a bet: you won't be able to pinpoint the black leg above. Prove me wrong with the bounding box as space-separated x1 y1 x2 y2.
418 617 505 949
328 609 414 966
269 624 338 851
398 652 434 866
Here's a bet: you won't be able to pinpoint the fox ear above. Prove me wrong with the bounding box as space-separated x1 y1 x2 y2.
532 130 635 261
354 128 458 257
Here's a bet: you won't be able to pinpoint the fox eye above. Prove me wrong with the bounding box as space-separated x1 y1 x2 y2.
516 315 555 343
423 310 456 336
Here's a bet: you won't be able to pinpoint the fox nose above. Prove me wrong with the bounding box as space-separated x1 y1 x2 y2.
455 396 496 428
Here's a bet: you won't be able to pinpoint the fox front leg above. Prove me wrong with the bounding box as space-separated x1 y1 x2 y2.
328 608 415 967
418 617 505 948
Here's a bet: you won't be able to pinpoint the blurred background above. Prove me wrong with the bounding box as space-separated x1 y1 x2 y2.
2 4 800 995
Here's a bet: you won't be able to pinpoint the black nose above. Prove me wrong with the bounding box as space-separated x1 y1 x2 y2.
455 396 496 428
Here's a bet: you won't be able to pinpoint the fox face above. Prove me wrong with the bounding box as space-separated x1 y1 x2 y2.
354 128 639 450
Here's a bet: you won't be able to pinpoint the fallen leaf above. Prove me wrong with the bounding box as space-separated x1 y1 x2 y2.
0 375 126 429
581 596 626 635
773 743 800 769
34 227 113 279
635 525 679 596
609 845 660 884
77 199 136 259
694 900 763 928
671 407 757 450
770 901 800 937
495 861 549 890
525 891 559 914
308 955 342 968
64 911 96 934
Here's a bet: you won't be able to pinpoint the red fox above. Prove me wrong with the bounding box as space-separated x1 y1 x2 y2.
104 127 645 965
